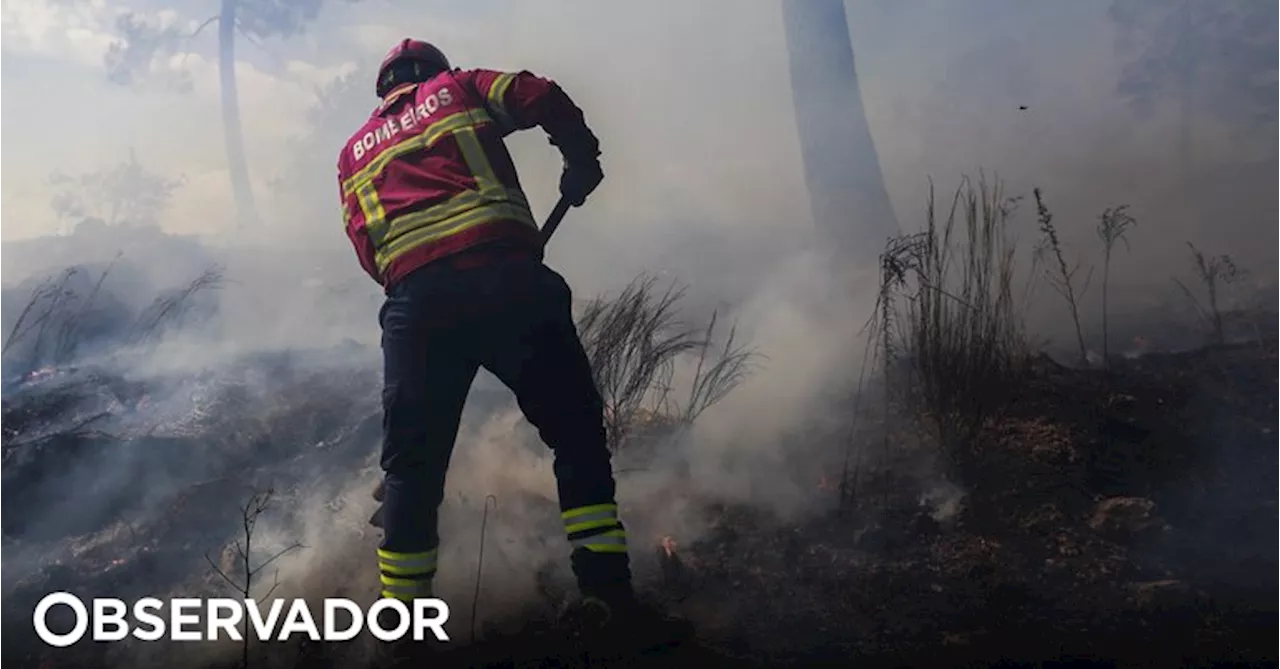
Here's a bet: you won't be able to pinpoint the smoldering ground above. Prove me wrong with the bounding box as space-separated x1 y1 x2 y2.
0 255 858 669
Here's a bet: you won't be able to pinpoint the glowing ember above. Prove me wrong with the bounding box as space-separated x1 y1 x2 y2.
660 536 677 557
1123 335 1152 360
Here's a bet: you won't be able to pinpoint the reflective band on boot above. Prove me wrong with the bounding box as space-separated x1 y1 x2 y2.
562 503 628 554
378 547 437 601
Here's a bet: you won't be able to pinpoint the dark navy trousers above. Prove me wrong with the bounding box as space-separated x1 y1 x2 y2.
376 251 631 601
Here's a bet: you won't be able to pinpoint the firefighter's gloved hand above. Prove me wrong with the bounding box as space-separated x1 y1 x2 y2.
560 159 603 207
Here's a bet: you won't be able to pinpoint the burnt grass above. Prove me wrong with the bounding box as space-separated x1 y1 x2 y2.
299 340 1276 668
4 341 1277 668
433 341 1278 668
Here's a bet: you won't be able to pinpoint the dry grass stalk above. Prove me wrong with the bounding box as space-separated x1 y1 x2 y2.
1033 188 1091 365
1096 206 1137 366
872 175 1028 478
133 264 225 344
1173 242 1243 345
577 274 758 450
675 309 759 425
203 487 303 669
2 269 79 362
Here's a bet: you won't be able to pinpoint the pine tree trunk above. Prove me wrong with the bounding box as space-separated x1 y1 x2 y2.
781 0 899 265
219 0 259 229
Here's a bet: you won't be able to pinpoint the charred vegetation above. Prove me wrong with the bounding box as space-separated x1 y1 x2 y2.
2 182 1274 668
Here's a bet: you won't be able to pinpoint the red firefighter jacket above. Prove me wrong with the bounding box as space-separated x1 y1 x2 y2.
337 68 599 289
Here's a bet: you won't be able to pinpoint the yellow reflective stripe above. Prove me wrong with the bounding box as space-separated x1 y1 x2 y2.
374 200 535 274
562 503 618 520
380 568 433 600
566 518 620 534
452 126 503 198
344 95 533 274
572 528 628 553
357 182 389 247
382 187 528 242
563 509 617 524
408 186 526 229
488 73 516 109
565 508 621 534
380 561 437 577
380 573 432 588
486 72 517 132
341 110 493 195
377 547 438 561
377 547 438 575
342 109 485 194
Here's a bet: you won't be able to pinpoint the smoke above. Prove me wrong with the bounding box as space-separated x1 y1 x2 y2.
2 0 1275 660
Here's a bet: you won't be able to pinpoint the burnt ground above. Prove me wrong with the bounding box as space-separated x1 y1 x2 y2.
420 340 1279 668
4 341 1277 668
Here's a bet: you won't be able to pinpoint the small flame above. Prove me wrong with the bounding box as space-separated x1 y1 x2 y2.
660 536 677 557
818 473 835 492
1124 335 1152 360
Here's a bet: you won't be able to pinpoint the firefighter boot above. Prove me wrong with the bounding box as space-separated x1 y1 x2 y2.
559 586 694 656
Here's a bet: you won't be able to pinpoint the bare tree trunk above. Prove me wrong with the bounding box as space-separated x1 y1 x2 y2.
781 0 899 266
219 0 259 230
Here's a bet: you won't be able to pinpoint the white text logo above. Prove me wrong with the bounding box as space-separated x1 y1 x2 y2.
352 87 455 160
33 592 450 646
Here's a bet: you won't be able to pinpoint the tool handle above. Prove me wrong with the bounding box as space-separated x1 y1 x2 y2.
540 197 572 246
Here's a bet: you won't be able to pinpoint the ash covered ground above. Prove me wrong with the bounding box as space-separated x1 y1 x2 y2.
1 233 1276 669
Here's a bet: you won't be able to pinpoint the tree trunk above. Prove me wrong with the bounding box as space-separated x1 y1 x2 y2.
219 0 259 230
781 0 899 266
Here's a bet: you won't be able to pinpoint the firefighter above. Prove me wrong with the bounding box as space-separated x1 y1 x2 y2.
337 39 690 659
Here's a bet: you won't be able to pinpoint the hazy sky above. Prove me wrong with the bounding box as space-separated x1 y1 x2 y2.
1 0 1274 290
2 0 385 240
0 0 1110 240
